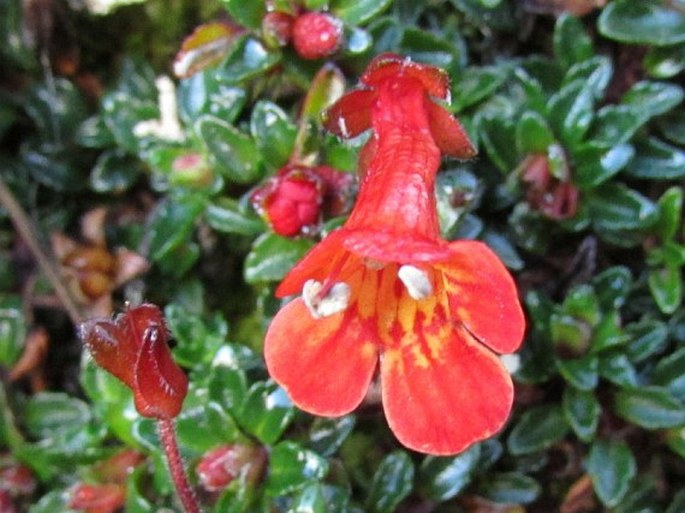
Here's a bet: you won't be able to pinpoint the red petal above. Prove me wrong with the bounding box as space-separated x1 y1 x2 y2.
381 323 514 455
264 298 378 416
361 54 450 99
426 101 477 159
133 320 188 419
276 230 347 297
80 320 136 387
322 89 376 139
342 229 451 263
437 241 525 354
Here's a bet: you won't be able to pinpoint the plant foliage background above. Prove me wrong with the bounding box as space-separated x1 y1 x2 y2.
1 0 685 511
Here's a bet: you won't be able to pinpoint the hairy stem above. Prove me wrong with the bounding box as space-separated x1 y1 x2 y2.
157 418 202 513
0 176 83 325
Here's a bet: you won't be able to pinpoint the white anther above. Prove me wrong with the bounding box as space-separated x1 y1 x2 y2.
500 354 521 374
302 279 351 319
398 265 433 300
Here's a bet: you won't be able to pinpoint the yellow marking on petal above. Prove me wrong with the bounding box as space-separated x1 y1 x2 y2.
356 266 378 320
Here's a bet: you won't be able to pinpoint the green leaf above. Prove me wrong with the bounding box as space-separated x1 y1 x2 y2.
102 92 159 154
624 319 669 363
205 197 265 236
291 483 327 513
452 65 510 112
24 79 89 143
624 137 685 179
332 0 392 25
648 265 683 314
563 56 613 100
588 183 658 232
308 416 356 457
237 382 294 444
592 266 633 310
615 386 685 429
645 44 685 79
476 114 518 173
398 28 462 71
599 354 638 387
479 472 541 504
0 296 25 367
197 115 263 183
250 101 297 169
563 387 600 442
366 451 414 513
220 0 266 29
244 233 314 283
148 196 205 262
621 81 684 119
586 439 636 507
575 142 635 189
25 392 91 439
556 356 598 391
548 80 594 146
176 401 240 455
590 105 645 147
266 441 329 496
215 36 280 84
507 404 569 455
654 186 683 241
515 111 555 155
90 149 143 193
598 0 685 46
178 71 247 123
419 444 480 501
553 14 593 68
652 347 685 400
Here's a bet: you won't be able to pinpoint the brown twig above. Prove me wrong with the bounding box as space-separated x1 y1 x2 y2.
0 176 83 325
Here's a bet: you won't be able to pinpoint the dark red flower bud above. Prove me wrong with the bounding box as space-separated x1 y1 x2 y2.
0 491 15 513
521 153 579 220
79 304 189 420
69 483 125 513
252 166 324 237
292 12 343 60
262 11 295 48
196 444 266 492
92 449 145 485
0 463 35 496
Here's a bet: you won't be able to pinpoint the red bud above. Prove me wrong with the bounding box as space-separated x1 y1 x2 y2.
292 12 343 60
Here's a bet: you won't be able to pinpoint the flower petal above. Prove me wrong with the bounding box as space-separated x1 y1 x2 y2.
437 241 525 354
426 100 477 159
342 229 451 262
264 298 378 416
322 89 376 139
381 323 514 455
361 53 450 100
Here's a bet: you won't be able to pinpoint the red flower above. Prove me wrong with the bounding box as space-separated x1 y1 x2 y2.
264 54 525 455
195 444 266 492
521 152 579 220
252 164 354 237
79 304 188 420
292 12 344 60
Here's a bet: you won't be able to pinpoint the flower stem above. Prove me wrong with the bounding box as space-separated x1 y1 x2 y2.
157 418 202 513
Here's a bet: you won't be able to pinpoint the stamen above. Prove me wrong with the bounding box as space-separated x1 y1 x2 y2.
302 279 351 319
398 265 433 300
500 354 520 374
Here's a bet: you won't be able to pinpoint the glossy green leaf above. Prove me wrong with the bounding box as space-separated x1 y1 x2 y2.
586 439 636 507
563 56 613 100
179 71 247 123
90 149 143 193
590 105 645 147
553 14 592 68
452 65 510 112
419 444 480 501
237 382 294 444
548 80 594 146
652 347 685 401
399 28 462 71
645 44 685 78
575 142 635 189
479 472 541 504
624 137 685 179
308 416 356 457
615 386 685 429
176 401 240 455
622 81 684 119
592 266 633 310
250 101 297 169
598 0 685 46
206 197 265 236
648 265 682 314
599 354 638 387
125 465 155 513
291 483 327 513
196 115 263 183
25 392 92 439
366 451 414 513
24 79 89 143
148 196 205 262
215 36 280 84
448 0 516 31
0 296 25 367
476 114 518 173
588 183 658 232
244 233 314 283
220 0 266 29
102 93 159 154
563 387 599 442
654 186 683 241
516 111 555 155
333 0 392 25
556 356 598 391
21 141 90 192
266 441 329 496
507 404 569 455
